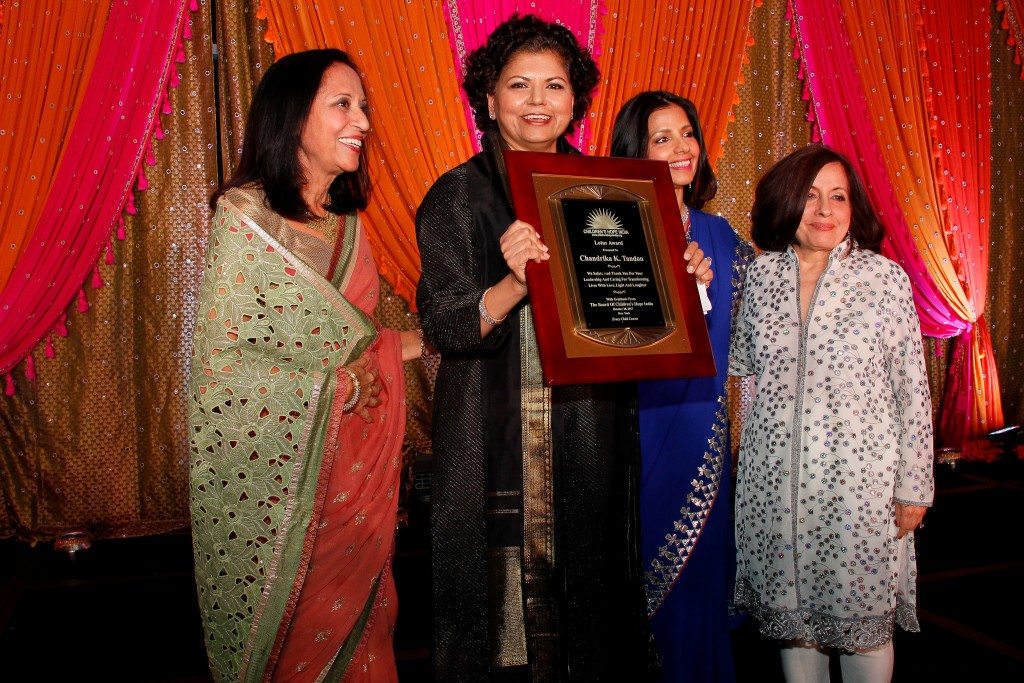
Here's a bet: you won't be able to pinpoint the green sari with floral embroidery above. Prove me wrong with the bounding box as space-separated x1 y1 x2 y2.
189 186 404 682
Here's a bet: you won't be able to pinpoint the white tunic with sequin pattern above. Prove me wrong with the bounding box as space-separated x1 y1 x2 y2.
728 242 934 650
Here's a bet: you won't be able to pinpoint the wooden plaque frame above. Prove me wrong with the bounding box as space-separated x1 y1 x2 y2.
505 151 715 385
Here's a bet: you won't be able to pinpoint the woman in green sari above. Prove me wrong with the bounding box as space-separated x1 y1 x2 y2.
189 49 421 682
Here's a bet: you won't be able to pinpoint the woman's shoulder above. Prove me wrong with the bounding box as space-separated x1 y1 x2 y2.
219 183 263 204
692 209 751 249
420 161 472 211
750 248 786 268
849 247 910 283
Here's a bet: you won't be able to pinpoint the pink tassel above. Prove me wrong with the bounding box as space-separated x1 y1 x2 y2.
176 44 187 64
91 265 104 290
45 336 55 359
117 215 127 241
5 374 14 396
105 240 115 265
162 95 173 115
183 20 193 40
145 143 157 167
170 69 181 89
77 288 89 313
25 354 36 381
126 193 138 215
189 0 199 11
137 168 149 191
56 315 69 337
154 124 166 140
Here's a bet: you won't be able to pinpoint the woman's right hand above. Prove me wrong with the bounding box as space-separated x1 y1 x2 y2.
499 220 549 289
344 355 382 423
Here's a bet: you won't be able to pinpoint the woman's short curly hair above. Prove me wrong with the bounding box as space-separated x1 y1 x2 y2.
463 14 600 135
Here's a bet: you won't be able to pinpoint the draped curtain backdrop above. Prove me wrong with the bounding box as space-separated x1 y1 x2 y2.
0 0 215 541
1 0 1022 541
790 0 1003 456
0 0 196 386
588 0 758 161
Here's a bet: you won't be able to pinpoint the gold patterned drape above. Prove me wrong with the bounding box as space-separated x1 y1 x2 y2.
0 2 217 541
990 3 1024 429
214 0 274 176
706 0 810 459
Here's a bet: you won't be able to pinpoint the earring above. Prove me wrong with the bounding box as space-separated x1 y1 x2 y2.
489 111 496 120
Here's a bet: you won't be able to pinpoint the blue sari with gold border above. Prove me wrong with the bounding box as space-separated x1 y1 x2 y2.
639 209 752 683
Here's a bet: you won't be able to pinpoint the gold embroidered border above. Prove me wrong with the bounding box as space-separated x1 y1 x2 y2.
487 546 529 668
520 306 559 678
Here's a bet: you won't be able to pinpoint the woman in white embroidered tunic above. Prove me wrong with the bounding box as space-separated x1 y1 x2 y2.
729 145 934 682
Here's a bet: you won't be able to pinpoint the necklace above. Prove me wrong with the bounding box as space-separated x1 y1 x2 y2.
681 204 691 239
304 211 341 244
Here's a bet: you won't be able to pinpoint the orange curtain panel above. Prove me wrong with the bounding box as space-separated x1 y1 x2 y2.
258 0 475 305
587 0 759 162
919 0 1003 448
0 0 111 292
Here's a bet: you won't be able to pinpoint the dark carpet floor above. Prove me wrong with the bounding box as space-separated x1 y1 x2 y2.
1 457 1021 682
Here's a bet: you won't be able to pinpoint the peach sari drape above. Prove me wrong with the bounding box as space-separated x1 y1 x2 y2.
270 231 404 683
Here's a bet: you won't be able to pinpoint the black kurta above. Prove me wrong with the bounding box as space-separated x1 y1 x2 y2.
416 132 656 682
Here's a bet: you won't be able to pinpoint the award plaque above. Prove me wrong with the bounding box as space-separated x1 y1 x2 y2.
505 151 715 385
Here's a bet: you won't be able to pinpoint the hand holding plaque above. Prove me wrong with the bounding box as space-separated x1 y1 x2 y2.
505 151 715 385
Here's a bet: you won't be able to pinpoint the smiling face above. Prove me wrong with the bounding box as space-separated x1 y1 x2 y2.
486 50 574 153
297 62 369 185
794 161 852 255
645 104 701 204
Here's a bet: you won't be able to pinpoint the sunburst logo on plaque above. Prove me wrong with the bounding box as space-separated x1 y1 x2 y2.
583 207 628 237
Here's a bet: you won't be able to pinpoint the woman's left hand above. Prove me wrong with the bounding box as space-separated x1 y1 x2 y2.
345 355 383 423
895 503 927 538
685 241 713 285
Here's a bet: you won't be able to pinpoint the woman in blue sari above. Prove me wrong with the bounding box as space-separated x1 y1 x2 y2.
612 91 753 682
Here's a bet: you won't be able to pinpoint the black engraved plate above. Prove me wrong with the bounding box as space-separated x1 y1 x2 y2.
558 198 666 330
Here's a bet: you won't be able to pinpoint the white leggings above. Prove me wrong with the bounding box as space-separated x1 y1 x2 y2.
779 640 894 683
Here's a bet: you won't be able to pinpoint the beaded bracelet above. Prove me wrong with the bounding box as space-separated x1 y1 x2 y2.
478 287 507 326
341 367 362 412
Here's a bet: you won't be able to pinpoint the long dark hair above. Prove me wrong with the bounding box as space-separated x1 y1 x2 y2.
462 14 600 136
210 49 370 218
750 145 883 253
610 91 717 210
